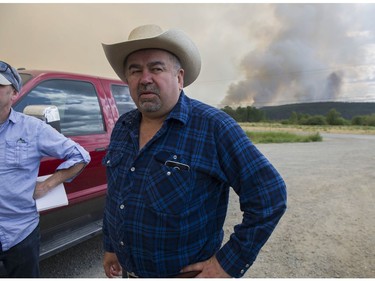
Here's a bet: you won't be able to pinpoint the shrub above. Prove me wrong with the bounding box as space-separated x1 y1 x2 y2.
246 131 323 144
301 115 327 125
351 114 375 126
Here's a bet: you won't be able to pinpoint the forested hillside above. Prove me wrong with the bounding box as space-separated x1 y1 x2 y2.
259 102 375 120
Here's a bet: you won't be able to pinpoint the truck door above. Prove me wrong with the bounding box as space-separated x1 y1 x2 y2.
12 74 117 258
13 77 111 203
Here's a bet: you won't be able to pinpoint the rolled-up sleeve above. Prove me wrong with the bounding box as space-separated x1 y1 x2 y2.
37 121 91 181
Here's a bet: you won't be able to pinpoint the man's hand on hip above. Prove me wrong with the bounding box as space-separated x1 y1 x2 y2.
181 255 231 278
103 251 122 278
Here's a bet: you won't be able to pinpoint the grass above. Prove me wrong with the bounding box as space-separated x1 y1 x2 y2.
246 131 322 144
239 122 375 135
240 122 375 144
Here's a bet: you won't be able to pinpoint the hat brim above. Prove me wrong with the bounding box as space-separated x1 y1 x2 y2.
0 73 12 86
102 28 201 87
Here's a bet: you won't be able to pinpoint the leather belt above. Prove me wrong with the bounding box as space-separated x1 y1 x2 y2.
126 270 201 278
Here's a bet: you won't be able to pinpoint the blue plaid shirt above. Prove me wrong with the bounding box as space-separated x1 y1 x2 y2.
102 92 286 278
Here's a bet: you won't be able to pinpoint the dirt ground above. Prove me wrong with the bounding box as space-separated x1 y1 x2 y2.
224 133 375 278
40 132 375 278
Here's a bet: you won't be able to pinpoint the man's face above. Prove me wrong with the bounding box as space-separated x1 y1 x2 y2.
125 49 184 119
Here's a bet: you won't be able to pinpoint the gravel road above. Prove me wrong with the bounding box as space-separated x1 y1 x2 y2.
40 133 375 278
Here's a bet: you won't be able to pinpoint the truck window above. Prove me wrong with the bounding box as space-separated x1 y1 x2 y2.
14 79 105 136
111 84 136 115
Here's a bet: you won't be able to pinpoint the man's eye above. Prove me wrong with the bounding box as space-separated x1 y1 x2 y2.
130 69 141 75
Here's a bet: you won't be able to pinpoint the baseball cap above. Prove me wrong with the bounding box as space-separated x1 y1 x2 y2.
0 61 22 92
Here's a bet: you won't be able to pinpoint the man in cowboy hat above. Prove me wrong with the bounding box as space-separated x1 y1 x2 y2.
0 61 90 277
101 25 287 278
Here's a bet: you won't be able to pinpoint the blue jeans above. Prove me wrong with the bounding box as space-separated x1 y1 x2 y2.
0 225 40 277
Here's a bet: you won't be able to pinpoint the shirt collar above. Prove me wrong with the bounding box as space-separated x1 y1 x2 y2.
8 108 19 124
166 91 191 126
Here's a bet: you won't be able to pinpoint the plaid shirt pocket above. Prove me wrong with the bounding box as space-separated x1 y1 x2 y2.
144 157 192 215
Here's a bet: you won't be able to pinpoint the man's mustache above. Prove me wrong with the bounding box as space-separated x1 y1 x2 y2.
137 86 160 97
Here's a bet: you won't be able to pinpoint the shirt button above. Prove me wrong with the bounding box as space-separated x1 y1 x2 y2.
106 160 110 165
120 204 125 209
173 155 178 160
120 241 124 246
245 264 250 268
130 167 135 172
240 269 245 274
166 171 171 176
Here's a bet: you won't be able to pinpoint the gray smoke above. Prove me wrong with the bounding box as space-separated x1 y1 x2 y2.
220 4 375 107
325 72 343 101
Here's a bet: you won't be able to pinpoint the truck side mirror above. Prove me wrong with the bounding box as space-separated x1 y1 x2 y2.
23 105 61 133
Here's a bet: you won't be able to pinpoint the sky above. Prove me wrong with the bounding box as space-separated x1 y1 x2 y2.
1 3 375 108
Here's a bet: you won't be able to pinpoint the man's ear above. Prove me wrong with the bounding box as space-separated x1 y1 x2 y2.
11 88 19 101
178 68 184 90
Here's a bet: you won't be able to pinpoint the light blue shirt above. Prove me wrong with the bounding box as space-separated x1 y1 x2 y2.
0 109 90 251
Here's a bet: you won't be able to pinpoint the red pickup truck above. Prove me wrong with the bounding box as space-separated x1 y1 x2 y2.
11 69 135 259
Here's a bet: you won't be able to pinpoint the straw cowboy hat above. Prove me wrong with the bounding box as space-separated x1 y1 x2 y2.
102 24 201 87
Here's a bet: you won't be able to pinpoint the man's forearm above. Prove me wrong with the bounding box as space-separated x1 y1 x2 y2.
33 163 86 199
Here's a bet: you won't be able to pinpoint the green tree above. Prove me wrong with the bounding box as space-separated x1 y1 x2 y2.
352 114 375 126
245 106 265 122
221 106 265 122
288 112 300 124
326 108 345 125
222 106 237 120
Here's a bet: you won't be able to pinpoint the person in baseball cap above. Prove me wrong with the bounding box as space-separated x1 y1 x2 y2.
0 61 22 92
0 59 91 278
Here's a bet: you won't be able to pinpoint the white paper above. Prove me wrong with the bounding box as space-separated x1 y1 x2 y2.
35 174 68 212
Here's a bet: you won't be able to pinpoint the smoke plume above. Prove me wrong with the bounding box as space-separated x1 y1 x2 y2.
220 4 375 107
